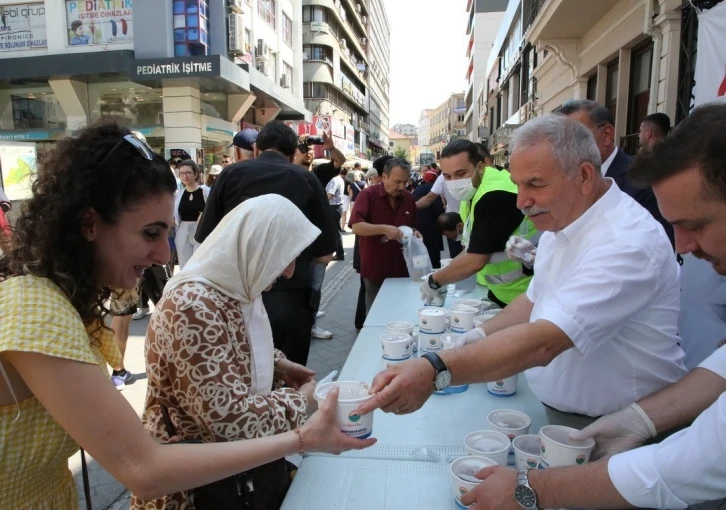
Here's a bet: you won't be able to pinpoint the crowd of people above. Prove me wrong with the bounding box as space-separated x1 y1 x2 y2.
0 98 724 510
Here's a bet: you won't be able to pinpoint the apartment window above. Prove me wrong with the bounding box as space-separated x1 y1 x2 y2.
628 44 653 134
606 60 619 122
244 28 251 51
268 53 277 80
303 6 327 23
283 61 293 88
303 44 333 65
173 0 210 56
258 0 276 29
282 12 292 46
586 74 597 101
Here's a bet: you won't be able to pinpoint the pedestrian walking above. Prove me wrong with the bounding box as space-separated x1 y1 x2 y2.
174 160 210 269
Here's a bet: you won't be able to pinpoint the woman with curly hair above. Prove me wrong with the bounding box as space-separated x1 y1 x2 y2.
0 120 375 510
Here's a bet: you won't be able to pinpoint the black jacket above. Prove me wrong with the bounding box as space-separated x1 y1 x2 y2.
608 149 674 248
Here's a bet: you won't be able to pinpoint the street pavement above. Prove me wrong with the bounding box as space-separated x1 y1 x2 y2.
75 231 359 510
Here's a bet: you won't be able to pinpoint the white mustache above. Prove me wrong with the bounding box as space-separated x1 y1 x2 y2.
521 205 550 217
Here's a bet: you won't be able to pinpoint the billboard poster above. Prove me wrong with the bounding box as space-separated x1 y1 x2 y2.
0 142 37 201
0 3 47 51
66 0 133 47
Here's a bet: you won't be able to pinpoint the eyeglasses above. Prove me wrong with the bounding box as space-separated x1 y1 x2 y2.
590 124 607 133
179 171 195 177
97 134 155 169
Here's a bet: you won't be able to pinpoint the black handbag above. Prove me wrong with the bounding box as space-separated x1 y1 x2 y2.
160 405 291 510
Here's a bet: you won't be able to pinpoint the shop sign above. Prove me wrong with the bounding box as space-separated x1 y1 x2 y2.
0 3 47 52
66 0 133 47
0 142 37 201
130 56 220 80
0 129 63 141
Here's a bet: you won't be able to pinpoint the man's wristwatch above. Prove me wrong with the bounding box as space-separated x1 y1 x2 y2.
421 352 451 391
514 469 539 509
427 273 442 290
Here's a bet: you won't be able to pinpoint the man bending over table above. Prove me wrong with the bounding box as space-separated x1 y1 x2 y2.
356 114 686 430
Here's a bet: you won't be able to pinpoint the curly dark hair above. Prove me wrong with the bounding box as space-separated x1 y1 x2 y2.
0 120 177 333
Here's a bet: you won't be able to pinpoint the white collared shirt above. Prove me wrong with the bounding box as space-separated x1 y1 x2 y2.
600 146 618 176
608 346 726 508
524 179 686 416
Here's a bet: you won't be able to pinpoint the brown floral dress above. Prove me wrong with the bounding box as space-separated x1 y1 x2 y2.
131 282 308 510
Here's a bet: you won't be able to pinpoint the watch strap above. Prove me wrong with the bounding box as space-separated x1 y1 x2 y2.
422 352 447 374
427 273 442 290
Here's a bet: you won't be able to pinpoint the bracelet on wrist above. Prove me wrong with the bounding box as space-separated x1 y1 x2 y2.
293 428 305 455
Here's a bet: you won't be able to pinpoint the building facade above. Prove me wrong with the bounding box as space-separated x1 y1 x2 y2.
526 0 684 156
300 0 390 161
0 0 309 170
464 0 508 141
388 130 418 163
428 92 467 160
391 122 417 137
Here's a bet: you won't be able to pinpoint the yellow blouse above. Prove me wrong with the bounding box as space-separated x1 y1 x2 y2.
0 275 121 510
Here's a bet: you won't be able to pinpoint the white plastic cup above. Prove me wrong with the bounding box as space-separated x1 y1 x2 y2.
450 456 497 509
314 381 375 439
487 374 518 396
380 333 412 360
453 299 488 315
418 331 443 352
463 430 511 465
512 434 542 471
473 309 503 328
417 307 448 333
487 409 531 464
382 356 410 370
538 425 596 468
386 321 415 336
449 305 478 333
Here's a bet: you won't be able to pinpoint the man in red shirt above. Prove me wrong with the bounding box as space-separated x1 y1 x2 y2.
350 157 418 312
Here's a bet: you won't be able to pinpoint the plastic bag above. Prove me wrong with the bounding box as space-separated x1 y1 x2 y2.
403 235 433 281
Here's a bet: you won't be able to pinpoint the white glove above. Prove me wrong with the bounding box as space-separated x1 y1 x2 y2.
420 279 447 306
506 236 536 267
458 327 486 346
569 403 656 460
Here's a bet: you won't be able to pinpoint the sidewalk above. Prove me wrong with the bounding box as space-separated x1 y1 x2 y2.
80 231 360 510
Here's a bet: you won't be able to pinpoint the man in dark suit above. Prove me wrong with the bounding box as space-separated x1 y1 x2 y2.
561 100 674 248
196 121 336 364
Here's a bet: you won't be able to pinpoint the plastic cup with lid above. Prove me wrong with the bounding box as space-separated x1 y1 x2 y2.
449 305 478 333
463 430 511 465
417 306 448 333
380 333 413 360
487 374 518 397
314 381 375 439
450 455 497 509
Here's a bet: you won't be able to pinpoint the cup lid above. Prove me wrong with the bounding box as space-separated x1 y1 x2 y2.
315 381 373 403
381 333 411 343
418 307 447 316
386 321 415 329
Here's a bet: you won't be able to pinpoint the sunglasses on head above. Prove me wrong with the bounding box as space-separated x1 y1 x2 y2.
97 134 156 169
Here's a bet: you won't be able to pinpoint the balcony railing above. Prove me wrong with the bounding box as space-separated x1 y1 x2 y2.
620 133 641 157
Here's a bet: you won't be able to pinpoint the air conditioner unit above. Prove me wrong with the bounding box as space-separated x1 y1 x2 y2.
228 13 243 53
280 74 291 88
361 15 367 24
340 38 347 49
356 3 362 13
256 39 269 60
228 0 243 13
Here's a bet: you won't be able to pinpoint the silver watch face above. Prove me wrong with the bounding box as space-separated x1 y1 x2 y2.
434 370 451 390
514 484 537 508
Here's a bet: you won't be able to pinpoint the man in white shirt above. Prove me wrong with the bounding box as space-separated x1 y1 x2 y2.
459 102 726 510
357 114 685 425
326 169 346 261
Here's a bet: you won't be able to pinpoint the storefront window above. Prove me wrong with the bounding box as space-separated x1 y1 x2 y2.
200 92 227 119
0 86 66 131
88 82 164 126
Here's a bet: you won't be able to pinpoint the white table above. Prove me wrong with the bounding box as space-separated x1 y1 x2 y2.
363 278 490 327
281 456 455 510
328 327 549 460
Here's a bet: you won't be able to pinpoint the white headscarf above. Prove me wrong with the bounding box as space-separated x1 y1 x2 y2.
165 194 321 395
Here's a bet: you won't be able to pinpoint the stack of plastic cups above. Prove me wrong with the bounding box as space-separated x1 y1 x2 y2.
417 307 448 353
380 333 412 369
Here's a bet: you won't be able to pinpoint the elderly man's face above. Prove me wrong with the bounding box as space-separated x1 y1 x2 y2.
654 167 726 275
510 142 586 232
382 167 409 197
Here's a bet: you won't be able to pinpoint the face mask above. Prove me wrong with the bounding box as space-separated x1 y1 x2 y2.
447 178 476 202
